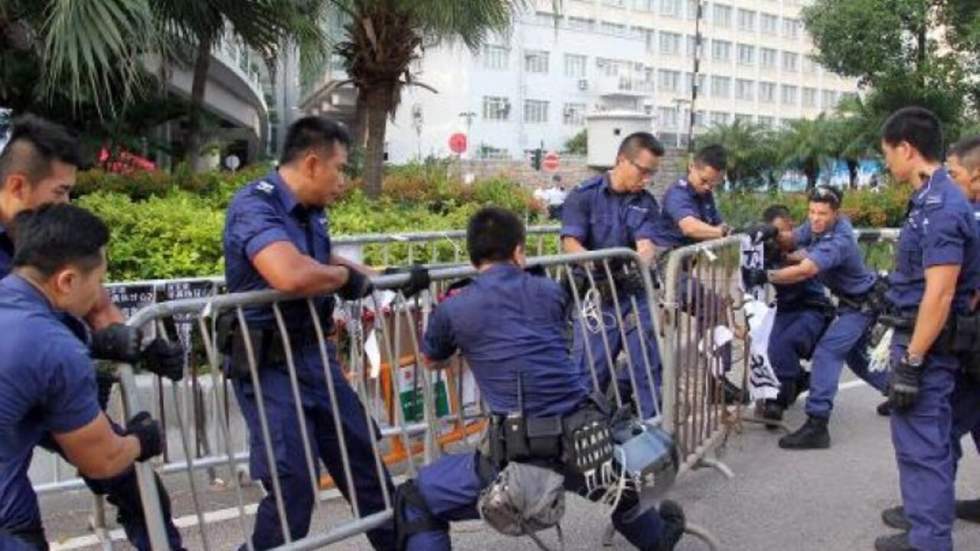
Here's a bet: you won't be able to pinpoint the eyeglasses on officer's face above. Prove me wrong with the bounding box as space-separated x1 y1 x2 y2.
626 157 658 177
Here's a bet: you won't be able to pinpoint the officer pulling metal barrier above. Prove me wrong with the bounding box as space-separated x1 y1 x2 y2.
871 109 980 551
393 207 686 551
561 131 665 419
650 144 748 406
0 204 165 550
221 115 397 549
742 185 890 449
0 115 185 550
748 205 834 424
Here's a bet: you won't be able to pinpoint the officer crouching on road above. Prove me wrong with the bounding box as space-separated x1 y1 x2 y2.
753 205 834 423
0 204 164 550
743 186 890 449
221 116 396 550
394 207 686 551
872 108 980 551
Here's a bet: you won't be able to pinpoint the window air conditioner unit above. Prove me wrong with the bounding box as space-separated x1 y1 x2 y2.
578 79 589 91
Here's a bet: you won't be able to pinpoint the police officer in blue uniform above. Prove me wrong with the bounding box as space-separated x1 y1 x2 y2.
755 205 832 422
222 116 395 550
744 186 889 449
0 204 164 550
871 107 980 551
396 207 686 550
561 132 664 418
0 115 184 550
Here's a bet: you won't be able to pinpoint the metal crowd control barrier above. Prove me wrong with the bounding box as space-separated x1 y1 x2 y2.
106 248 666 550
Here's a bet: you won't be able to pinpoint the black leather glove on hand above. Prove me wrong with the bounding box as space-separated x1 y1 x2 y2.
888 353 922 412
90 323 142 362
401 265 431 298
560 267 592 300
126 411 163 462
746 223 779 244
337 268 374 300
142 338 185 381
741 267 770 288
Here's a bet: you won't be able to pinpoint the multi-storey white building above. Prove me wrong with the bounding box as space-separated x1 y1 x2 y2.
379 0 858 163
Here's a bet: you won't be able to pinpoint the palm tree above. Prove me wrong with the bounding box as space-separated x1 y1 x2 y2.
775 115 838 189
331 0 535 197
695 119 778 189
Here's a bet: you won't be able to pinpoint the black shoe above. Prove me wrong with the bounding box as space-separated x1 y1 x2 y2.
656 500 685 551
874 532 919 551
759 400 784 428
955 498 980 523
711 377 750 405
881 505 911 531
778 416 830 449
775 381 797 409
877 399 892 417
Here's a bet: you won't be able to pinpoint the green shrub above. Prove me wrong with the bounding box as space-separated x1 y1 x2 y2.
718 183 912 228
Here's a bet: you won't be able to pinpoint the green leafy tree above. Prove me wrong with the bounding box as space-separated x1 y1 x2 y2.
564 129 587 155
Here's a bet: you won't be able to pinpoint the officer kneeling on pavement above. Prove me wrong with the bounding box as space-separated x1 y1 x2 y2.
0 204 164 550
744 185 890 449
0 114 185 550
394 207 686 551
752 205 834 423
872 107 980 551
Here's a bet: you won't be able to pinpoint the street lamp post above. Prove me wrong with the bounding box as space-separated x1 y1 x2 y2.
672 98 691 149
458 111 476 159
687 0 704 155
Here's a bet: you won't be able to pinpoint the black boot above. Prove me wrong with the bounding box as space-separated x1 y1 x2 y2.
756 400 784 429
955 498 980 523
775 380 797 409
778 416 830 449
655 500 685 551
877 399 892 417
710 377 750 405
874 532 919 551
880 505 911 531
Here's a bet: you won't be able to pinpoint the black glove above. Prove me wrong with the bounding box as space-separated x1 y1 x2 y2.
888 353 923 412
401 265 431 298
90 323 141 362
524 264 547 277
560 267 592 299
745 223 778 244
125 411 162 462
337 268 374 300
741 267 769 288
141 338 185 381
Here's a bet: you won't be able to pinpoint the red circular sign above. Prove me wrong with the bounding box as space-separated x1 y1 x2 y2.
449 133 468 154
543 151 560 172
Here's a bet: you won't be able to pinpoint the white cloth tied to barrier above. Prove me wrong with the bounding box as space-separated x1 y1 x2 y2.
739 237 781 401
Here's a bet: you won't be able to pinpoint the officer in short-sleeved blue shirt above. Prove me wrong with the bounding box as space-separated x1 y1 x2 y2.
222 117 395 550
560 132 664 418
649 145 730 251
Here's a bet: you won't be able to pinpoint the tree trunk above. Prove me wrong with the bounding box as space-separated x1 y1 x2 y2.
362 85 391 198
185 38 212 172
352 88 369 150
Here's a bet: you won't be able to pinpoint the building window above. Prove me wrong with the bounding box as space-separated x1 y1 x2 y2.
563 102 587 125
659 31 682 55
737 44 755 66
760 13 779 35
735 78 754 100
568 17 594 31
686 35 698 57
635 0 655 11
712 4 732 27
759 81 776 103
803 55 819 74
658 69 681 92
822 89 839 108
710 111 731 126
483 96 511 121
781 85 798 106
597 57 626 76
760 47 778 69
711 40 732 63
737 9 756 31
524 50 549 74
802 87 817 107
603 0 626 7
758 115 775 128
686 0 700 20
783 18 800 39
694 110 706 127
600 21 627 35
658 106 679 129
685 72 707 95
482 45 509 70
782 51 799 72
524 99 549 123
711 76 731 98
564 54 586 78
660 0 682 17
734 113 754 125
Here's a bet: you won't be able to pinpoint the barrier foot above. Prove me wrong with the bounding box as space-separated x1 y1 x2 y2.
685 523 721 551
600 521 616 546
740 413 792 433
695 456 734 479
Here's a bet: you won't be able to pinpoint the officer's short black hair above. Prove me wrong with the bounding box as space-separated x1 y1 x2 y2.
0 114 81 189
280 116 352 165
617 132 665 160
762 204 791 223
13 204 109 277
694 144 727 171
467 207 526 266
881 107 944 162
950 135 980 171
808 185 842 210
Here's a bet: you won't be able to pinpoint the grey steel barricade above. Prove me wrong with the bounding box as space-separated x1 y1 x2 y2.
96 248 665 550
